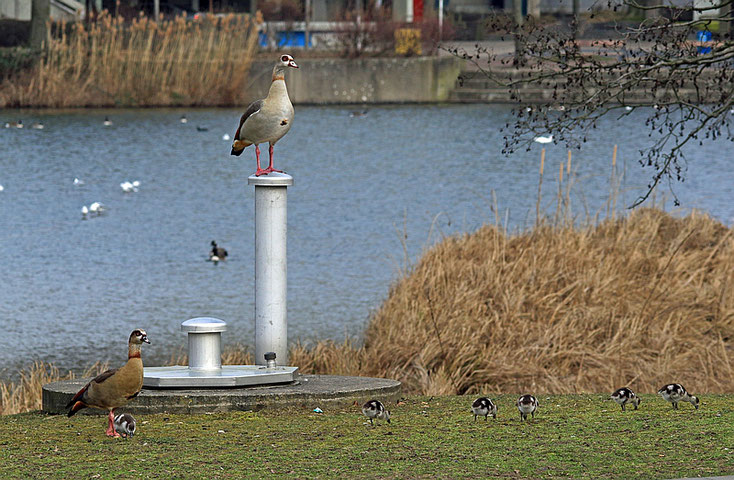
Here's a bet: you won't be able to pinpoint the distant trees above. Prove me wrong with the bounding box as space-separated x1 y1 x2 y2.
451 0 734 206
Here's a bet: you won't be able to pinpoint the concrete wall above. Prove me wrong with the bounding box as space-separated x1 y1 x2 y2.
538 0 605 14
244 56 464 105
1 0 31 20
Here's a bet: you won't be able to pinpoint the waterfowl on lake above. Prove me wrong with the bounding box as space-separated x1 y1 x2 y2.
533 135 553 144
611 387 641 411
222 133 231 141
362 400 390 426
4 120 22 128
113 412 136 438
196 125 209 132
231 54 297 176
471 397 497 421
120 180 140 193
73 177 85 186
81 205 89 219
658 383 699 410
209 240 228 264
349 109 368 118
180 115 188 124
89 201 106 215
66 329 149 437
516 394 539 421
31 122 44 129
103 117 113 126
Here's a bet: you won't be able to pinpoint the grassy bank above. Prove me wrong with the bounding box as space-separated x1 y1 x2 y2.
0 13 258 108
1 394 733 479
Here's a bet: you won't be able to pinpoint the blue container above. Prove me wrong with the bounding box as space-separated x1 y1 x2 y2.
258 31 313 48
697 30 712 55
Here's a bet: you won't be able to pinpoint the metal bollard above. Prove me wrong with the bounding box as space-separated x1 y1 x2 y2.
248 172 293 365
181 317 227 370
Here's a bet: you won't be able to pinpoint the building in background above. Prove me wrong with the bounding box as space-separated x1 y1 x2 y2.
1 0 83 21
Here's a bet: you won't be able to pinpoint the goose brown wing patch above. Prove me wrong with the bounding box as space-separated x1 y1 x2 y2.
235 100 263 140
91 368 118 385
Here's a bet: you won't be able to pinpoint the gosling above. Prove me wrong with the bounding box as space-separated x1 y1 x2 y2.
658 383 699 410
516 394 539 421
611 387 641 411
471 397 497 421
113 412 136 438
362 400 390 426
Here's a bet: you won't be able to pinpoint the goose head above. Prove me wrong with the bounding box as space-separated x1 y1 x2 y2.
129 329 150 345
278 54 298 70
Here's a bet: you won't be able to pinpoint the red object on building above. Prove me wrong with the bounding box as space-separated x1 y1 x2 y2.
413 0 423 21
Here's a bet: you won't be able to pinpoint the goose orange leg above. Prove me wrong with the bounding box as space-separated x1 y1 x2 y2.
106 410 121 438
262 144 283 174
254 145 269 177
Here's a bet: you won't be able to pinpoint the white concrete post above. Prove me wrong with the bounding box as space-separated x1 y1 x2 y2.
248 172 293 365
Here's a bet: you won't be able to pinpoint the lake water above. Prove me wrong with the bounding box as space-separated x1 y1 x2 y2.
1 105 732 378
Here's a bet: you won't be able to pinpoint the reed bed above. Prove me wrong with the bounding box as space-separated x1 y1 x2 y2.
348 207 734 395
0 361 108 415
0 12 259 107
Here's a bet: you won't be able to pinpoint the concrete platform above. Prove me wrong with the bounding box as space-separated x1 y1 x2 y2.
42 374 401 415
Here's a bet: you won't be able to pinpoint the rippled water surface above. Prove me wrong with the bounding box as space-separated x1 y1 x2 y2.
1 105 732 377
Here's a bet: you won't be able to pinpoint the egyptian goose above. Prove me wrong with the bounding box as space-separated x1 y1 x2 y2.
471 397 497 421
113 412 136 438
231 54 298 176
658 383 699 410
611 387 641 411
362 400 391 426
66 329 150 437
209 240 228 263
516 394 539 421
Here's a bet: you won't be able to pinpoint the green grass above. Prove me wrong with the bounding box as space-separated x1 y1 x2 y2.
1 394 733 479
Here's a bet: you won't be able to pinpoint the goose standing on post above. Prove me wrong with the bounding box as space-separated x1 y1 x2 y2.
231 54 298 177
66 329 150 437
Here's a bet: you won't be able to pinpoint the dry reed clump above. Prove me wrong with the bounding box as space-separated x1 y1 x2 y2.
0 12 258 107
0 361 108 415
296 208 734 395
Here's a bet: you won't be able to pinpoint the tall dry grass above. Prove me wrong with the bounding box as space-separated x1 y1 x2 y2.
351 208 734 395
0 12 259 107
0 361 108 415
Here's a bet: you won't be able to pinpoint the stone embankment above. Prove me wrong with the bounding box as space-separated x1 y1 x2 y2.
246 56 463 105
